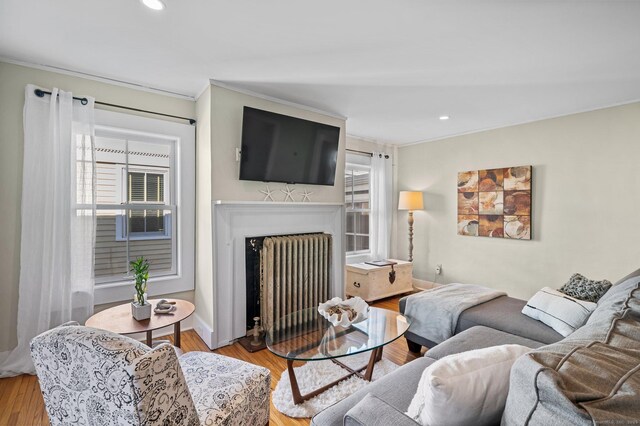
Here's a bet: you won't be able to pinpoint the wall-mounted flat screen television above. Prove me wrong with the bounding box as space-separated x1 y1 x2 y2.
239 106 340 186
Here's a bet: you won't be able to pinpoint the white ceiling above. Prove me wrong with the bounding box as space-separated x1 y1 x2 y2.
1 0 639 144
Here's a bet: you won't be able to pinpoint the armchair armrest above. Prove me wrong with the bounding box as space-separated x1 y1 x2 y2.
343 393 419 426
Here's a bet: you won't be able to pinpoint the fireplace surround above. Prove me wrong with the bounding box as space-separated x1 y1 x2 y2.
199 201 345 349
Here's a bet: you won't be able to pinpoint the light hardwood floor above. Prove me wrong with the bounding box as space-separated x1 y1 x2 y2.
0 294 424 426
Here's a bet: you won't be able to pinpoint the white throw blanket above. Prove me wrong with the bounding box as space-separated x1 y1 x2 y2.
404 284 507 344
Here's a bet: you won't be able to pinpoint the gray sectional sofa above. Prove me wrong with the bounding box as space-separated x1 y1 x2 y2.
311 268 640 425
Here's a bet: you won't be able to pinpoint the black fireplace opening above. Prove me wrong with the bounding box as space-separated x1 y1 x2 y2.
245 236 265 333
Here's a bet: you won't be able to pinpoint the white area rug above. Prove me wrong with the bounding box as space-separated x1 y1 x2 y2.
272 351 399 418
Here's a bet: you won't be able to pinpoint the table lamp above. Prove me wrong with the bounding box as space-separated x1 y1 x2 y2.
398 191 424 262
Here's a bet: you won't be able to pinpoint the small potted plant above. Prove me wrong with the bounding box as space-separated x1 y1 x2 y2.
130 256 151 321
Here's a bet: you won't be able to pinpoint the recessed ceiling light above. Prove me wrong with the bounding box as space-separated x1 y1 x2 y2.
142 0 165 11
439 115 450 121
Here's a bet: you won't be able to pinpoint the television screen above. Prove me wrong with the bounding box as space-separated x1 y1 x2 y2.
239 107 340 186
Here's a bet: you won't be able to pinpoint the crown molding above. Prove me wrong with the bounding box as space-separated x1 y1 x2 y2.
0 56 196 101
208 79 347 121
401 98 640 148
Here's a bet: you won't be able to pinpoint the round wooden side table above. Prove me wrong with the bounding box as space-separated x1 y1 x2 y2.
85 299 195 348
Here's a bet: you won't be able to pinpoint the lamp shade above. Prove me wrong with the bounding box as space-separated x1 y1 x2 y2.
398 191 424 211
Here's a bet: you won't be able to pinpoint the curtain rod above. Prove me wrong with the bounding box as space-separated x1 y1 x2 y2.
346 148 389 159
33 89 196 125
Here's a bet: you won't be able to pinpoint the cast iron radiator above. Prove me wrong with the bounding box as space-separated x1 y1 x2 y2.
260 233 332 333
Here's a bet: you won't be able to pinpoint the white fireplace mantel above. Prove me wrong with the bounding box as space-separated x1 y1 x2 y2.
204 200 345 349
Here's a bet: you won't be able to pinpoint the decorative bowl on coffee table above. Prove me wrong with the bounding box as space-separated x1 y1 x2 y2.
318 296 369 327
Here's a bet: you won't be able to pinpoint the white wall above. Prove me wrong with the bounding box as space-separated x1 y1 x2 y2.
194 85 214 342
396 102 640 299
0 61 197 351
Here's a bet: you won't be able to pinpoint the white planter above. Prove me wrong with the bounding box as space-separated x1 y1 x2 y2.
131 301 152 321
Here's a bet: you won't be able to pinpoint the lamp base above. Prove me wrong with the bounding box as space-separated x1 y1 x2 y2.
408 210 414 262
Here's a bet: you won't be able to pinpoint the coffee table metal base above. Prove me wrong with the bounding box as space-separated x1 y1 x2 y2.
287 347 384 405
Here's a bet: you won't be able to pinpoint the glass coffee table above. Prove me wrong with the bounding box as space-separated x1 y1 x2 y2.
265 306 410 404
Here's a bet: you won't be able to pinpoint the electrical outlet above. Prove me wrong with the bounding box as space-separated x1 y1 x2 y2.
435 264 442 275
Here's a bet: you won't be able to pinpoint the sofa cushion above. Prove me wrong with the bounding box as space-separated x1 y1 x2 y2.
559 273 612 303
521 287 597 337
456 296 564 344
407 345 531 426
587 272 640 327
426 326 544 360
503 276 640 425
344 393 419 426
311 357 435 426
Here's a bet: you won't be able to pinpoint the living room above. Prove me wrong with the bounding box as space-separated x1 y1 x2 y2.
1 1 639 425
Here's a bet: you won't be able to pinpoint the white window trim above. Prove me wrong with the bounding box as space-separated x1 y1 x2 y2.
115 166 172 241
345 161 372 258
93 110 195 305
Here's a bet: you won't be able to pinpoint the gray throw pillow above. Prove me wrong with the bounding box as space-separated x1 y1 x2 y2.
559 273 612 303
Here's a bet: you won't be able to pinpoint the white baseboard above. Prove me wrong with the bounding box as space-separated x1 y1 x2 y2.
412 277 442 290
215 339 234 348
192 313 216 350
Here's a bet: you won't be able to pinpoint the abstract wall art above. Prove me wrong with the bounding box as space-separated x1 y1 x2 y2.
457 165 532 240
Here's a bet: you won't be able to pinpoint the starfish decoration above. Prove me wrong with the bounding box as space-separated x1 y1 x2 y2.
259 184 275 202
281 184 296 202
301 188 313 202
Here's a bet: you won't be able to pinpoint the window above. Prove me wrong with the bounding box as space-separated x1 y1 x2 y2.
115 169 171 240
93 109 195 304
126 171 166 234
345 154 371 255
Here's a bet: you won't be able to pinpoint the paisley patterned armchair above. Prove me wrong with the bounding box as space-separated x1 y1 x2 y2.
30 323 271 425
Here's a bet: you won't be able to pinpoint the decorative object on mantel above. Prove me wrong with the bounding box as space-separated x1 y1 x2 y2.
281 184 296 202
259 184 275 201
154 299 176 314
272 351 399 418
318 297 369 327
457 165 532 239
301 188 313 202
398 191 424 262
130 256 151 321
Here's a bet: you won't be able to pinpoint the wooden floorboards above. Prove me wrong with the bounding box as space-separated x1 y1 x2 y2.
0 294 423 426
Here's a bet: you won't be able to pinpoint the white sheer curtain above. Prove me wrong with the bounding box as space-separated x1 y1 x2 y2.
369 152 393 260
0 85 96 377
